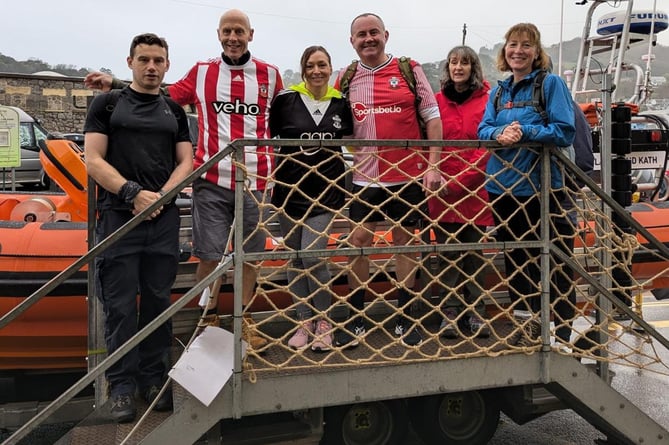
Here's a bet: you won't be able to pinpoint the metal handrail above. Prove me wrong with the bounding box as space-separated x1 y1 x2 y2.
4 135 669 443
0 144 234 329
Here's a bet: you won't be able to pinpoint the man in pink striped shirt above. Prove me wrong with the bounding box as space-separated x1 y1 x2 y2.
85 9 283 350
333 13 442 348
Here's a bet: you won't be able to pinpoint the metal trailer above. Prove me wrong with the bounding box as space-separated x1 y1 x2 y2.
3 1 669 443
3 99 669 445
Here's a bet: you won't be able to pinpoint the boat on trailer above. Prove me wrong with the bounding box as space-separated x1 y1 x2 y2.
1 0 669 374
1 2 669 443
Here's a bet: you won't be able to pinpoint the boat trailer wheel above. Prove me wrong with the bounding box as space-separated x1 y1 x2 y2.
321 399 408 445
409 390 500 445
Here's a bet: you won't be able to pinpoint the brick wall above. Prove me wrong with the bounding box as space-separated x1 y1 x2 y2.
0 72 95 133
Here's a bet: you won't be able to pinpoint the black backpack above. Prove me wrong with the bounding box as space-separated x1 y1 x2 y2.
338 57 426 135
492 69 549 124
492 70 594 188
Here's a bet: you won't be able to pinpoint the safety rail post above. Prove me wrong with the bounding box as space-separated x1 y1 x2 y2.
232 140 245 420
597 73 614 381
610 102 635 316
86 175 108 414
540 143 553 363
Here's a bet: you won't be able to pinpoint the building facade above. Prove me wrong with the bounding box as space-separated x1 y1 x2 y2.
0 72 94 133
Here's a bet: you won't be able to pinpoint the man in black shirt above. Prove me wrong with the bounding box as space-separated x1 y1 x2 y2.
84 33 193 423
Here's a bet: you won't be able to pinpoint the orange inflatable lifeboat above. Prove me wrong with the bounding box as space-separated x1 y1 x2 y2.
0 138 90 370
3 136 669 372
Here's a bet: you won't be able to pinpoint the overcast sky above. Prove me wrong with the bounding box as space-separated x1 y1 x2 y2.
4 0 668 83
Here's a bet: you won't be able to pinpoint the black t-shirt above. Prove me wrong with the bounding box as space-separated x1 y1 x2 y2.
84 87 191 210
269 90 353 218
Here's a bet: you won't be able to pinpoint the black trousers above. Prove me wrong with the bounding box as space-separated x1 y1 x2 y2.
490 193 575 338
551 218 577 343
433 221 488 316
95 206 179 397
489 193 542 313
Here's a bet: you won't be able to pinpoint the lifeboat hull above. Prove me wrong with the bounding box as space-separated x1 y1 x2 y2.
4 203 669 370
0 219 89 370
627 201 669 289
3 140 669 372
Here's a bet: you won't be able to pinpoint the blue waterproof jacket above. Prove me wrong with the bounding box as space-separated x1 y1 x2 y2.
478 69 575 196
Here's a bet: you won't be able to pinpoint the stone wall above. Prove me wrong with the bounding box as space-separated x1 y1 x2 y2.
0 72 95 133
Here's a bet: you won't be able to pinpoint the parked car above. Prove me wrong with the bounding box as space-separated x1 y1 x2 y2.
0 107 50 190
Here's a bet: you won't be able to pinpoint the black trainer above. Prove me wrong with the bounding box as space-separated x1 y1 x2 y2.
466 314 491 338
439 308 459 339
513 319 541 347
110 393 136 423
395 320 423 346
143 385 173 412
335 320 365 348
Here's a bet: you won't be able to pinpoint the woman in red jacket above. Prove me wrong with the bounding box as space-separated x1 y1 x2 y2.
428 45 494 339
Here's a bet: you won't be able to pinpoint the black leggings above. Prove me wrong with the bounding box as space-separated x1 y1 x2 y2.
489 193 542 312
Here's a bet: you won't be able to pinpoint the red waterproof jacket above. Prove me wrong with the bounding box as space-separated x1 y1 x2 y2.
429 81 494 226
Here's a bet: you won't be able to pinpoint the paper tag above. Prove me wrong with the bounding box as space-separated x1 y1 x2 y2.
169 326 247 406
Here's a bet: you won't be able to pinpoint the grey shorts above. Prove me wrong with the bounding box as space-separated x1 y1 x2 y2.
191 178 267 261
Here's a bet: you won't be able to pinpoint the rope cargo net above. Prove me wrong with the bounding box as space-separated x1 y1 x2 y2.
198 141 669 379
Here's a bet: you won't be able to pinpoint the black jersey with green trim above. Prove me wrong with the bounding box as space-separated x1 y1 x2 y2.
269 89 353 218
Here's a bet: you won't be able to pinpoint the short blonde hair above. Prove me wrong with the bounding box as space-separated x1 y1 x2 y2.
496 23 550 72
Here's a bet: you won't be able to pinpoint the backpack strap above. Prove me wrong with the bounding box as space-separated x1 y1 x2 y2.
493 69 549 125
338 60 358 98
103 89 122 126
397 56 422 109
492 86 503 115
397 57 415 91
532 69 548 124
397 56 427 136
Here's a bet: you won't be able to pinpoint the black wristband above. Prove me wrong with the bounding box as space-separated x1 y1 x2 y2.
118 181 143 205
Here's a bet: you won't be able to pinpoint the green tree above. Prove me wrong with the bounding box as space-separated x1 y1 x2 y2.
281 69 301 87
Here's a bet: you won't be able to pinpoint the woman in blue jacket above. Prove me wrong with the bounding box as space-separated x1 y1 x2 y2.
478 23 575 347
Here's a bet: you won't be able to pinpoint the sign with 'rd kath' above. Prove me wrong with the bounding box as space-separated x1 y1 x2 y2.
593 151 667 171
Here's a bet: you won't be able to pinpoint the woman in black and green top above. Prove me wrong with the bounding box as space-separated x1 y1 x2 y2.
269 45 353 352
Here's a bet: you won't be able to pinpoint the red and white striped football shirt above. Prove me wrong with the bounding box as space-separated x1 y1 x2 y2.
338 56 439 185
168 56 283 190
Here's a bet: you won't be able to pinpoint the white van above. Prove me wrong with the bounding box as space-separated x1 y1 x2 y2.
0 107 50 190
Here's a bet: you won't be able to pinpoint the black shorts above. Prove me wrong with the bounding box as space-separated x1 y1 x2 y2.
348 182 425 227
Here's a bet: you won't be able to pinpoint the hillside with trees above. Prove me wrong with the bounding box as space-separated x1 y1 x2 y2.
478 37 669 101
0 53 107 77
285 39 669 102
2 37 668 100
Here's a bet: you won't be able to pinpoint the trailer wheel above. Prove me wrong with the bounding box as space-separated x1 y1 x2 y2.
321 399 408 445
409 391 500 445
